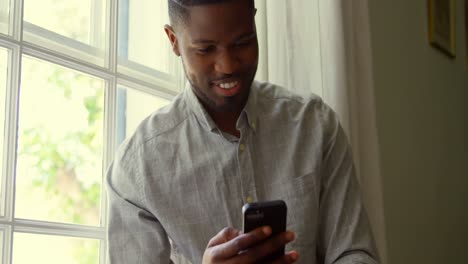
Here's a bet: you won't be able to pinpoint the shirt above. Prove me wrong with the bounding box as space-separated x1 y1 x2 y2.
106 81 380 264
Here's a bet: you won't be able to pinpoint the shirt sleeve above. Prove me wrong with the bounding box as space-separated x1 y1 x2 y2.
317 103 380 264
106 149 173 264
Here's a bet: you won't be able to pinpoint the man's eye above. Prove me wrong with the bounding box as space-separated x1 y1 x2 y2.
234 39 252 47
197 47 214 54
235 40 250 47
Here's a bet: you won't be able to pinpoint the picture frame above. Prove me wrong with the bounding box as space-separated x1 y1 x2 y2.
465 0 468 64
427 0 456 58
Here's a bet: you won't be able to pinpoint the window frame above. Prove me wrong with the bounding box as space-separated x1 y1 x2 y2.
0 0 179 263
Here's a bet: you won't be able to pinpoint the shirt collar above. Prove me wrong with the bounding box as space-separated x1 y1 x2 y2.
183 81 259 134
240 80 259 133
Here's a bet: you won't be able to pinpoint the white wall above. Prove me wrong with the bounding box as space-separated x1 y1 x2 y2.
368 1 468 263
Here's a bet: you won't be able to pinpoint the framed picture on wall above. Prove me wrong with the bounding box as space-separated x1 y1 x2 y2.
427 0 456 57
465 0 468 64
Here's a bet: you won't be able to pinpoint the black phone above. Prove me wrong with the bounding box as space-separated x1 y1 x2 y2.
242 200 287 263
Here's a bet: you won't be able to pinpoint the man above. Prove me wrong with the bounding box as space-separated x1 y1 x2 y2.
106 0 379 263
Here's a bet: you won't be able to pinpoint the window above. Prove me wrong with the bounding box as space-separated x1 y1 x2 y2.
117 0 180 94
0 0 10 35
23 0 109 66
115 84 171 146
0 47 8 218
16 56 106 227
0 0 269 262
0 0 178 263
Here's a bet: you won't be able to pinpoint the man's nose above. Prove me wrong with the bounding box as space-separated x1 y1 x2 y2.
214 51 240 75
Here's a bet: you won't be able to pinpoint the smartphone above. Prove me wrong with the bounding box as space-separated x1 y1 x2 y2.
242 200 287 263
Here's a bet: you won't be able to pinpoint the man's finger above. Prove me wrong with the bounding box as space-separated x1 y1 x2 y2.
210 226 272 259
206 227 240 247
238 231 295 263
271 251 300 264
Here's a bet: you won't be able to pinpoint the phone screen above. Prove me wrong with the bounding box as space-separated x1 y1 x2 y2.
242 200 287 262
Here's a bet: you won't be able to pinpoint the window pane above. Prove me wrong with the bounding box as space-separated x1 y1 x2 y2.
0 225 11 264
0 229 3 261
118 0 176 87
0 0 10 35
0 48 8 217
15 56 105 226
13 233 100 264
116 86 171 147
23 0 108 66
119 0 170 72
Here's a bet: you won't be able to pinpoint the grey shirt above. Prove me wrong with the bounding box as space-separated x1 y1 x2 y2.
106 81 379 264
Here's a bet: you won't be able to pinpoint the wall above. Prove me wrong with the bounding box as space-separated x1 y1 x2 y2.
368 1 468 263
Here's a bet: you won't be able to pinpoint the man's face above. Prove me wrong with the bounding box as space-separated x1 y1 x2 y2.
166 0 259 113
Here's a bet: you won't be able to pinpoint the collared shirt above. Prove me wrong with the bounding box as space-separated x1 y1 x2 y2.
106 81 379 264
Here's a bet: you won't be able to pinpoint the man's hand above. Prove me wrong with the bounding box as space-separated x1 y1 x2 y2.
202 226 299 264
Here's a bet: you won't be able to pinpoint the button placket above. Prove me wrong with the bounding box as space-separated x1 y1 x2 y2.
237 132 257 205
239 143 245 152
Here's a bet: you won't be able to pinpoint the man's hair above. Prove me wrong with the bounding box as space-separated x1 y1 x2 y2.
168 0 255 29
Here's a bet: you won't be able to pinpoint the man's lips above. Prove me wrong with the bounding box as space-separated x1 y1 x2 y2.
212 80 242 97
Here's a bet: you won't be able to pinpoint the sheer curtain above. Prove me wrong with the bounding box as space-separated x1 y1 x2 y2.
255 0 387 262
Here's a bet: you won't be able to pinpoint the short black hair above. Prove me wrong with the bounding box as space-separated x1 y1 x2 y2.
168 0 255 29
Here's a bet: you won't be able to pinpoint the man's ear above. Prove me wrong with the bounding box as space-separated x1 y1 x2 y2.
164 25 181 56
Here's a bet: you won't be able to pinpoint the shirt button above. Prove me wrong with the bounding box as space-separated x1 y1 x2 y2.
239 144 245 152
246 196 254 203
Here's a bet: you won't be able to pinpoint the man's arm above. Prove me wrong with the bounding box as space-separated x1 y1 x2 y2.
317 105 380 264
107 150 298 264
106 152 173 263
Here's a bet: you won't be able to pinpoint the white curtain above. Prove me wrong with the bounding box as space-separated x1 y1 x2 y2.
255 0 387 262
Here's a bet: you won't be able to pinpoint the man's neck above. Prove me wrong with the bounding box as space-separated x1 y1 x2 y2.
207 109 241 138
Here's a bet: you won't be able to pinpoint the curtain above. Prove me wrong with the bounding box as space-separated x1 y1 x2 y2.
256 0 387 262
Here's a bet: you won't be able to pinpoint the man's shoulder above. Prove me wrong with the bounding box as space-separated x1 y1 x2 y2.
116 93 189 159
254 81 329 118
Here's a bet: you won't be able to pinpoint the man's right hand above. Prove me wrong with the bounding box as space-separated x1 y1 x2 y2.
202 226 299 264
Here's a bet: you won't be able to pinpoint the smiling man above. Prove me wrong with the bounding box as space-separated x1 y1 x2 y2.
166 0 259 139
106 0 380 263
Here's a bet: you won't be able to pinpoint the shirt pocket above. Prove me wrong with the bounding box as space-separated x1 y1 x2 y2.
264 171 319 250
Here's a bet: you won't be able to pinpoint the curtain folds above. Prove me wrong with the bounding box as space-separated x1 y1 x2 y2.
258 0 387 262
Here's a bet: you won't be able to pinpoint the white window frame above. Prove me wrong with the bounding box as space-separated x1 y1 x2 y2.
0 0 179 263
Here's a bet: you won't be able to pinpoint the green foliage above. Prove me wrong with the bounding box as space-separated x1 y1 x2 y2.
20 69 104 263
47 69 73 99
21 127 63 192
73 239 100 264
84 89 103 126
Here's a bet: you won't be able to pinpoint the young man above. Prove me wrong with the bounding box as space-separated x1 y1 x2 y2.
106 0 379 263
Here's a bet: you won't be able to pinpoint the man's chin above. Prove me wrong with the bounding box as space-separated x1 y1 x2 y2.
211 103 239 113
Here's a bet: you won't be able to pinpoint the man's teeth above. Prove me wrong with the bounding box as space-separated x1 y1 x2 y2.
219 82 238 89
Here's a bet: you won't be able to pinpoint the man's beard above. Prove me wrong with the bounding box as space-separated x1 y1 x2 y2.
189 80 241 113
